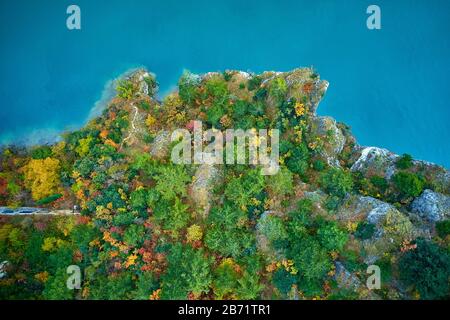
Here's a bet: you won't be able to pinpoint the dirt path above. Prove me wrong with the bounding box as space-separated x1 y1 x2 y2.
120 103 140 149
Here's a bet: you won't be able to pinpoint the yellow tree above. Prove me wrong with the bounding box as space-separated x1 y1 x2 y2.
23 158 61 201
186 224 203 243
75 136 93 157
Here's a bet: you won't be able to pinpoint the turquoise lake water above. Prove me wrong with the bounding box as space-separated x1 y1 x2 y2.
0 0 449 167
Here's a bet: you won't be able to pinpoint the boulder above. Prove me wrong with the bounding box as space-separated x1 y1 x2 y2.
338 195 420 265
310 116 346 166
129 69 157 97
334 261 361 292
150 130 171 160
256 210 286 260
411 189 450 222
333 261 380 300
0 261 8 279
350 147 398 179
337 195 395 224
190 164 221 217
365 198 396 225
351 147 450 193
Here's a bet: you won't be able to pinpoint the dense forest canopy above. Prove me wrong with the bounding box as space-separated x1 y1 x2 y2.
0 68 449 300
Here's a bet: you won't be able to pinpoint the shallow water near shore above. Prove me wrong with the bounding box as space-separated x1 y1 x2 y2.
0 0 449 167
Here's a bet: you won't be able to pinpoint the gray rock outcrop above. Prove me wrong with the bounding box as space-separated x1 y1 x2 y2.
411 189 450 222
190 164 221 217
310 116 346 167
150 130 171 160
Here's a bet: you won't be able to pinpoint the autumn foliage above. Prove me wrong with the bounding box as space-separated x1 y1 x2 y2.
22 158 61 201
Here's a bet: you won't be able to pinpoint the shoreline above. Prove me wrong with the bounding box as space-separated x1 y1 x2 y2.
0 67 449 171
0 67 145 149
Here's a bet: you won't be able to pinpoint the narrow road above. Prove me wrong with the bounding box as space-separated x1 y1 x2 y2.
0 207 80 216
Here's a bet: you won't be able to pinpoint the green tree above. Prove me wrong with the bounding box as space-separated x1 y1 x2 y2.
75 136 94 157
236 271 263 299
205 204 254 258
42 268 74 300
24 231 46 271
212 259 239 299
205 226 254 258
143 74 158 96
266 167 293 198
130 188 149 212
436 220 450 238
370 175 388 195
178 70 200 105
123 224 146 247
206 104 226 127
247 75 262 91
258 215 288 244
133 272 159 299
313 159 326 171
319 167 354 198
47 244 74 274
154 165 190 201
73 157 96 178
113 211 136 226
269 77 287 103
203 77 229 105
36 193 63 205
272 269 296 297
154 198 190 232
317 221 348 252
393 171 424 198
354 221 376 240
31 146 53 159
399 239 450 300
287 199 313 236
396 154 413 169
288 236 332 297
225 169 265 209
161 244 212 299
89 272 135 299
116 79 136 100
285 142 310 176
